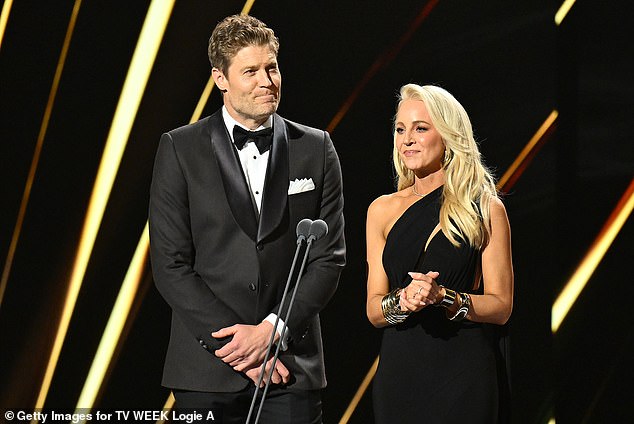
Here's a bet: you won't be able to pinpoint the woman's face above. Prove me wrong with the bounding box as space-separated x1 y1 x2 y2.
395 99 445 175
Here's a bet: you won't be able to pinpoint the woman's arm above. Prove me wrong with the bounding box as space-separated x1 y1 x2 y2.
366 197 393 328
467 197 514 324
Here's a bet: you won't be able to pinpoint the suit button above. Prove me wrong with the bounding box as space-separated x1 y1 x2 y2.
249 283 257 291
256 243 264 251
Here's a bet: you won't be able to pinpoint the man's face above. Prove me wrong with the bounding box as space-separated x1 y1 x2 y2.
212 44 281 129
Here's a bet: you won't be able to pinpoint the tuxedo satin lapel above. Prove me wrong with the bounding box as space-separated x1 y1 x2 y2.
208 112 258 241
258 114 289 243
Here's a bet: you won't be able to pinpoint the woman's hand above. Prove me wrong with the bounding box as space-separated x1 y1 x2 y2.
399 271 442 313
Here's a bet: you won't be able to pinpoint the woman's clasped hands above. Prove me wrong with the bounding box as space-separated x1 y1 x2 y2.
399 271 443 313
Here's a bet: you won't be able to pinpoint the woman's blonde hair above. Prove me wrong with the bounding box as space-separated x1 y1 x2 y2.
392 84 498 248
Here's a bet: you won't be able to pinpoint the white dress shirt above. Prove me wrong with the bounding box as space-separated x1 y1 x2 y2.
222 107 288 349
222 107 271 213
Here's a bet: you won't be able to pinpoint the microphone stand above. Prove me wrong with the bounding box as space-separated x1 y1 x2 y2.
245 219 312 424
249 220 328 424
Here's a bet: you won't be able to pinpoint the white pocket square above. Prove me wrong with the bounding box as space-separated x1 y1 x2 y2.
288 178 315 195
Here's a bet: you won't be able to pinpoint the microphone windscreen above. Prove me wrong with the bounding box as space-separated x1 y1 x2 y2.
309 219 328 240
296 218 313 238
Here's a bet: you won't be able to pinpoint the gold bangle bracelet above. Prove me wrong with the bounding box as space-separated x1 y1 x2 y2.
437 285 457 308
447 292 471 321
381 288 410 325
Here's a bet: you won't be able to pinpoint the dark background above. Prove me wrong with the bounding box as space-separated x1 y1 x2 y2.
1 1 632 422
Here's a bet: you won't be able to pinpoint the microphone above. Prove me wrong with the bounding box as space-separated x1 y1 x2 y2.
246 218 312 424
307 219 328 242
249 219 329 424
296 218 313 243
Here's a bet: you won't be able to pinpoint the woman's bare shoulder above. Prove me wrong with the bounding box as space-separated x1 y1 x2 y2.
368 189 411 213
489 196 509 219
367 188 415 230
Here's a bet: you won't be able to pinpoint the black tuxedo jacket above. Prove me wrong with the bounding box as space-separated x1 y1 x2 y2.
149 110 345 392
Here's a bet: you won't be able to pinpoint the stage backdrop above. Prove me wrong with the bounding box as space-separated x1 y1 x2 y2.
1 1 632 423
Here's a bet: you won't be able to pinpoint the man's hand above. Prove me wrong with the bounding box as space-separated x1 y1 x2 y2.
212 322 278 371
244 357 291 388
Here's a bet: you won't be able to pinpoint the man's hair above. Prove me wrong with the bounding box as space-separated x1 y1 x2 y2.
208 14 279 74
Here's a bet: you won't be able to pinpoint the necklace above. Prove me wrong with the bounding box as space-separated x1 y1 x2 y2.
412 185 427 198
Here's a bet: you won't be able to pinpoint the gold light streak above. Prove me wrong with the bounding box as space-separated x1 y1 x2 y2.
497 110 558 192
552 178 634 333
187 0 255 121
555 0 576 25
191 76 216 123
75 223 149 413
82 67 215 414
33 0 175 418
156 393 175 424
338 356 379 424
0 0 13 50
326 0 439 133
240 0 256 15
1 0 83 308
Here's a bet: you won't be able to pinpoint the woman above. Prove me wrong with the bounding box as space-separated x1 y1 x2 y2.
366 84 513 423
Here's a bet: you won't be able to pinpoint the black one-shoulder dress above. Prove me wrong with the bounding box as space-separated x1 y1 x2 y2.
372 186 506 423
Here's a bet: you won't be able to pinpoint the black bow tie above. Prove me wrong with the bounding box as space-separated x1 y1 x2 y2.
233 126 273 154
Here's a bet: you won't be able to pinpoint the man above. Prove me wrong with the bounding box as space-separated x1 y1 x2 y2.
149 14 345 423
